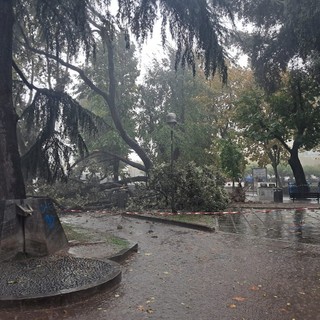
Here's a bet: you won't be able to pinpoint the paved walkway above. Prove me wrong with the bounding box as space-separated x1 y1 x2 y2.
1 207 320 320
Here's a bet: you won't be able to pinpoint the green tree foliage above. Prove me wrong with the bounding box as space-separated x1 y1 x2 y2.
136 56 257 206
128 162 229 212
138 54 256 178
74 33 141 181
224 0 320 187
232 0 320 91
1 0 236 199
220 139 246 184
235 70 320 185
20 90 103 182
3 0 102 197
118 0 233 79
137 52 217 166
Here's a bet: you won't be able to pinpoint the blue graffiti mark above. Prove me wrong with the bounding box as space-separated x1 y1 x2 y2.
44 214 56 231
39 201 53 215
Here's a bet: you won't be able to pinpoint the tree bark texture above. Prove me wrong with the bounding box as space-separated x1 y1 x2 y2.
24 43 153 173
105 35 153 172
0 0 26 199
288 145 308 187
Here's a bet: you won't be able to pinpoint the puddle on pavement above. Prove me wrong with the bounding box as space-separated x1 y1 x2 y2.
215 208 320 245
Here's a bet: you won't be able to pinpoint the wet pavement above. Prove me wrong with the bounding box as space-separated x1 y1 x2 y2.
1 205 320 320
216 207 320 245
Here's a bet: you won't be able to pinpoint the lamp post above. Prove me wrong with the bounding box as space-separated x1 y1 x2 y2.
272 144 279 188
166 113 177 213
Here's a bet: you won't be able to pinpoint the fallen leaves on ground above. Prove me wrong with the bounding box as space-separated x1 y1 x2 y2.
146 297 155 304
249 285 261 291
232 296 247 302
137 305 154 314
137 305 145 312
137 297 156 314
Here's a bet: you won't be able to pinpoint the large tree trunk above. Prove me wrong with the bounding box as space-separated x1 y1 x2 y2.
24 32 153 173
105 34 153 172
0 0 26 199
288 145 307 187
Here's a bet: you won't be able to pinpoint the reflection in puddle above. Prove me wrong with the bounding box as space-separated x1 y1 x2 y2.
215 208 320 244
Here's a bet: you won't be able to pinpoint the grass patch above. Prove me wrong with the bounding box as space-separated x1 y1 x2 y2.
163 214 215 228
109 236 129 249
61 223 129 250
62 224 92 242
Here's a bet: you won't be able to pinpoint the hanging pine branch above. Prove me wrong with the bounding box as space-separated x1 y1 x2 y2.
20 89 107 182
117 0 233 80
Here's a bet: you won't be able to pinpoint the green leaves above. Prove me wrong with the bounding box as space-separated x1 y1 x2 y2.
234 0 320 91
220 139 246 182
129 162 229 212
20 89 105 182
118 0 232 79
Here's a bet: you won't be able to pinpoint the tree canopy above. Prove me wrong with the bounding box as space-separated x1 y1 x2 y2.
3 0 320 203
0 0 237 200
118 0 232 79
232 0 320 91
235 70 320 185
137 50 220 167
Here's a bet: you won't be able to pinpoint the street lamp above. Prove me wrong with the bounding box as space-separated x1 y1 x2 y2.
166 113 177 213
272 144 279 188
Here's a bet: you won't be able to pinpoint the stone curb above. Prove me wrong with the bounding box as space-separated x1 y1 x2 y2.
108 242 139 263
229 202 320 210
1 210 217 309
0 237 139 309
0 258 121 309
122 213 215 233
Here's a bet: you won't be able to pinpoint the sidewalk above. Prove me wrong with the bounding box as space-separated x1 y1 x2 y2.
243 192 320 209
1 208 320 320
